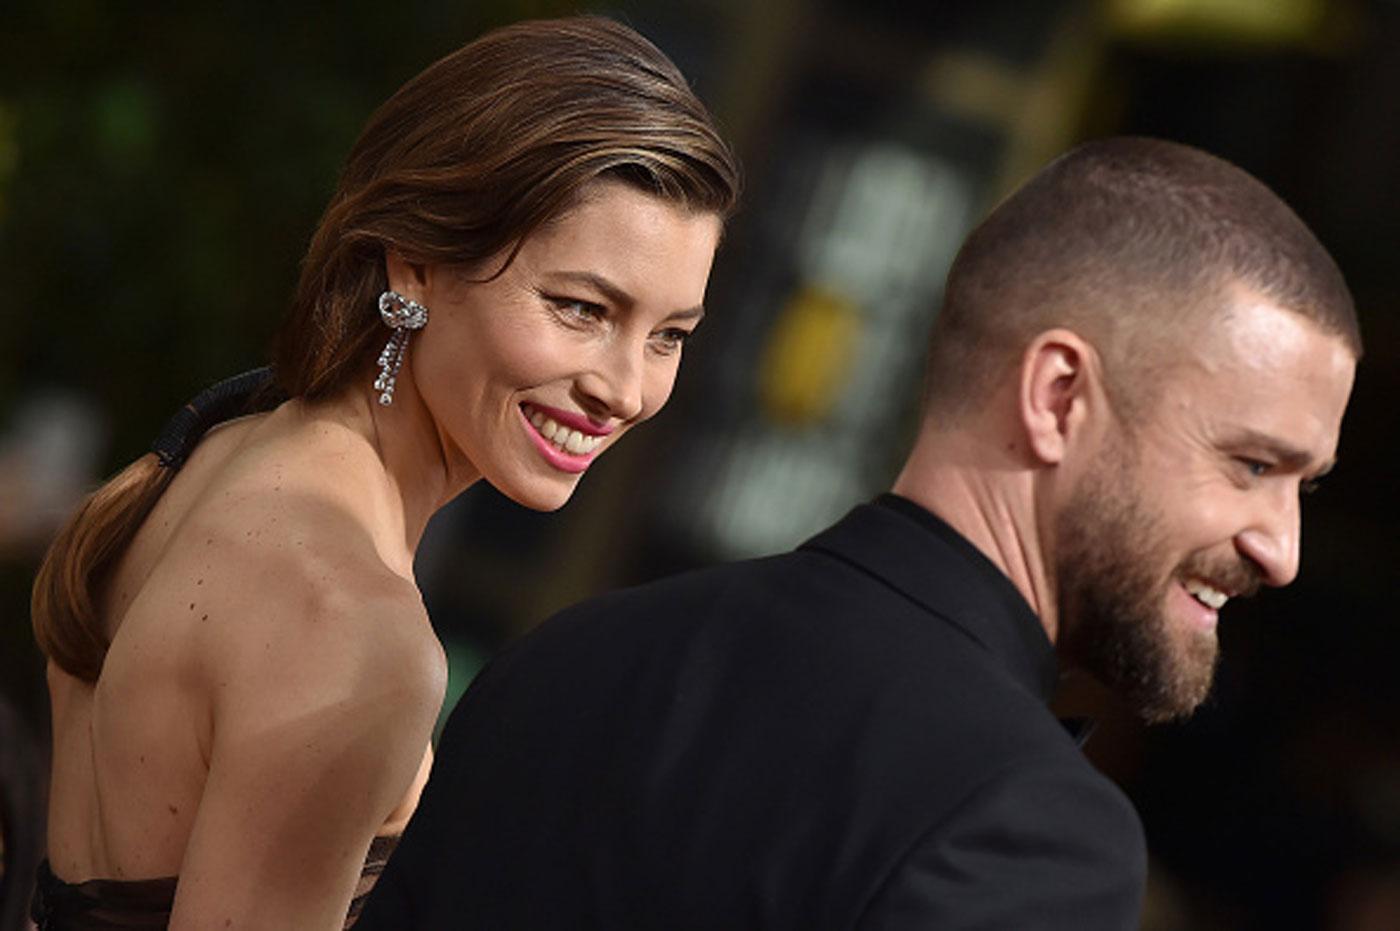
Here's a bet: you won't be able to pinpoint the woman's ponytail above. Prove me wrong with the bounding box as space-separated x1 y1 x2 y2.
31 455 174 682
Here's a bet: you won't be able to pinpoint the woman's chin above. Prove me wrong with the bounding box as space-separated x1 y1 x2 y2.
491 475 582 513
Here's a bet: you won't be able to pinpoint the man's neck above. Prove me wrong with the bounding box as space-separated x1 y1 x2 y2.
891 426 1060 643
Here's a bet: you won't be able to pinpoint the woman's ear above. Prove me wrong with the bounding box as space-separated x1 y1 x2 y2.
1017 328 1108 466
384 250 431 302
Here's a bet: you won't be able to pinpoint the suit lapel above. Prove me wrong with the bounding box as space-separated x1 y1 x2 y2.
798 496 1059 704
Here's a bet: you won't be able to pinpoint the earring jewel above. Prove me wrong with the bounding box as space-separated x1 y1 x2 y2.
374 290 429 405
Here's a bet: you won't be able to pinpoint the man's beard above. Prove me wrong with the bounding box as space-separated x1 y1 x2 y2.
1055 438 1247 724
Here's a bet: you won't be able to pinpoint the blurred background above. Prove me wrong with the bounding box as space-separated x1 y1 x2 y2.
1 0 1397 928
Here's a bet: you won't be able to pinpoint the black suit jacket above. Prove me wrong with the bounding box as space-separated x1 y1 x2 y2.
359 496 1146 929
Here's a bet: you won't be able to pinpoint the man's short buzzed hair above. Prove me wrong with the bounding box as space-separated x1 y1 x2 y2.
923 136 1361 419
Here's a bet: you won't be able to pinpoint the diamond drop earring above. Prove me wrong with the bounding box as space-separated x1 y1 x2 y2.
374 290 429 405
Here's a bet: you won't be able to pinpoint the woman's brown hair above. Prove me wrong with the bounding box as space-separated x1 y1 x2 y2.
33 15 740 681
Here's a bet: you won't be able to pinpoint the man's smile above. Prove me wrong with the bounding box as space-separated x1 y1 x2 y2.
1182 577 1229 610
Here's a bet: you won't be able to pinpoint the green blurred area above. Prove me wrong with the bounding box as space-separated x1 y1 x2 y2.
0 2 580 448
0 0 592 718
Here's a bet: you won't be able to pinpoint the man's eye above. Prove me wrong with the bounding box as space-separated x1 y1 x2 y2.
1239 458 1271 478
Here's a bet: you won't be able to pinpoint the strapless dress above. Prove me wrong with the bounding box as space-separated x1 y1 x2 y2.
29 833 398 929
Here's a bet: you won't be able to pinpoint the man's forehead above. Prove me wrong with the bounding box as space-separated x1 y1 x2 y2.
1160 296 1357 458
1217 295 1341 364
1163 291 1353 378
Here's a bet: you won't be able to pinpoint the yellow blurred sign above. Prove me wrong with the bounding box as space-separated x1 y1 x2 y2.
757 286 861 425
1105 0 1333 48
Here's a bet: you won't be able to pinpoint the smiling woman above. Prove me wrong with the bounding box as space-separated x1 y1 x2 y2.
398 180 721 511
27 16 737 931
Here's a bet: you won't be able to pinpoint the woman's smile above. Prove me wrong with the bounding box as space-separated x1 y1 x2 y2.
520 402 612 473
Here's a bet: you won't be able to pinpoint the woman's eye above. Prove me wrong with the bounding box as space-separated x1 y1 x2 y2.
651 328 692 354
548 296 605 324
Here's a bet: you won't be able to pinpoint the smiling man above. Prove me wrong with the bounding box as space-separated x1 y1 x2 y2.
907 140 1359 729
358 138 1360 930
1045 295 1354 721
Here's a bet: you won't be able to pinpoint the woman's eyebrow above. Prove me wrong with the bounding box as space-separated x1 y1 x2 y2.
543 271 632 307
664 305 706 323
544 270 706 320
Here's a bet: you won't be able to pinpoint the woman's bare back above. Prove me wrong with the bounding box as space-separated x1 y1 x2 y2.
45 401 444 918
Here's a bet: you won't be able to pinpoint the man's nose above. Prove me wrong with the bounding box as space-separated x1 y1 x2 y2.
1234 489 1301 588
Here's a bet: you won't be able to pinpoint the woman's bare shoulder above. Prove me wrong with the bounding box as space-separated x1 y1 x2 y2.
191 523 437 670
152 424 446 715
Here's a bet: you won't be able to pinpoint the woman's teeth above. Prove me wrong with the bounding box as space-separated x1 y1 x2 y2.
528 408 603 455
1184 578 1228 610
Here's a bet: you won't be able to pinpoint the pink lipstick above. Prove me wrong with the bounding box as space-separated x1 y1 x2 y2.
519 403 612 474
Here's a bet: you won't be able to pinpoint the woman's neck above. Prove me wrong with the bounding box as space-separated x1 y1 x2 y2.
311 373 481 558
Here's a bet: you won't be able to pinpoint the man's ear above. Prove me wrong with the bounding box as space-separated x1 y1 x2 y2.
384 249 431 301
1018 328 1106 466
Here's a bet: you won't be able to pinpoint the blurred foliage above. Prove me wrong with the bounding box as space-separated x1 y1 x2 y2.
0 1 583 465
0 0 608 739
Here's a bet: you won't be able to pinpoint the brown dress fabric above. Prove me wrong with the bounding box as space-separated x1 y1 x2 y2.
30 833 400 929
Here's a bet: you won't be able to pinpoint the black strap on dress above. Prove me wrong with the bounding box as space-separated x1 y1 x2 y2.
149 367 286 470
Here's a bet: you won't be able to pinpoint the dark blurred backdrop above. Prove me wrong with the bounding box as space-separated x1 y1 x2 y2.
2 2 1397 929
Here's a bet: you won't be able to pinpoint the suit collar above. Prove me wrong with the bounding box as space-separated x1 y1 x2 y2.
798 494 1058 703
